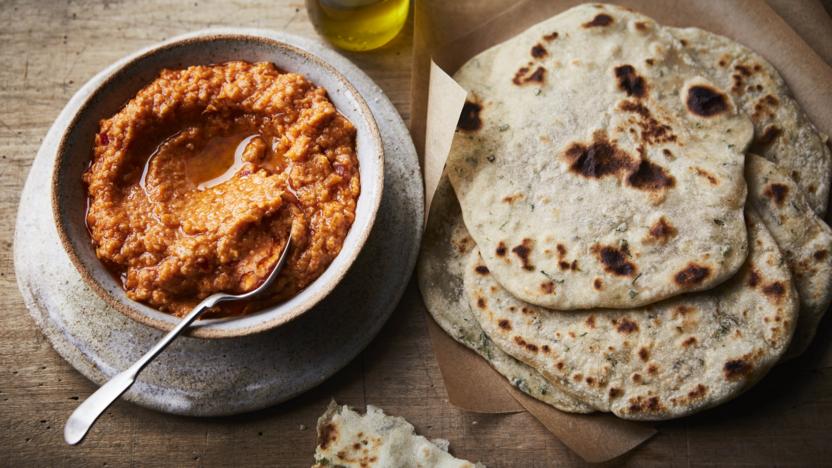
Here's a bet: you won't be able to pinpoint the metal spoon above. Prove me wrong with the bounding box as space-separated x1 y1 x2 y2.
64 239 292 445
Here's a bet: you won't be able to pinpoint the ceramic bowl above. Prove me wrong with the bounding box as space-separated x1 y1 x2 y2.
51 33 384 339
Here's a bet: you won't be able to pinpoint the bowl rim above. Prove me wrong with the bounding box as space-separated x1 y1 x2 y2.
51 32 384 339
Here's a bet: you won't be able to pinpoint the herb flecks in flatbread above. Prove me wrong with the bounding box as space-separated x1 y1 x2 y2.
466 212 797 420
447 4 753 310
418 177 593 414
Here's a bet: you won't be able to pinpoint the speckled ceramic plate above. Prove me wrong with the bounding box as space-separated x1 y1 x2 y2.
13 29 423 416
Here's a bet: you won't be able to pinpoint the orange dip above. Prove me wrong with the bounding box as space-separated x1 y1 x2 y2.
83 61 360 316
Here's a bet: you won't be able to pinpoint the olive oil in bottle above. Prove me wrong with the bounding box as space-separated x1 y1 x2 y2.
305 0 409 52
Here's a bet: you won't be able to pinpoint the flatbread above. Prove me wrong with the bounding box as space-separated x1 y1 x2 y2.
447 3 753 310
313 401 483 468
466 212 797 420
671 27 832 215
745 154 832 358
418 176 594 414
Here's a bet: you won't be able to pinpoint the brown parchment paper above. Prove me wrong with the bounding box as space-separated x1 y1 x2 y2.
423 62 468 219
768 0 832 66
425 316 523 413
412 0 832 462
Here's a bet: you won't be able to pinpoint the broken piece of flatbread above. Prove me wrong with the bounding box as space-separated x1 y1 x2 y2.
313 402 483 468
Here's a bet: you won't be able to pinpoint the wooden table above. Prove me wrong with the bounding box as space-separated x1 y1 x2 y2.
1 1 830 466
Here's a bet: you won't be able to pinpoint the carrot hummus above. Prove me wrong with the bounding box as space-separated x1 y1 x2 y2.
83 61 360 317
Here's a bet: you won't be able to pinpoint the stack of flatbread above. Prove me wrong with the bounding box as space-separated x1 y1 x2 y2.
418 3 832 420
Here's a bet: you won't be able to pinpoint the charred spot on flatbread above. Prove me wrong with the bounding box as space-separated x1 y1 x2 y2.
512 239 535 271
513 66 546 85
593 278 603 290
531 43 548 58
752 94 780 120
645 216 678 244
674 263 711 287
763 183 788 206
559 260 579 271
543 31 559 41
586 315 596 328
457 100 482 131
513 336 539 352
734 64 752 77
688 384 707 399
814 249 828 261
614 65 647 98
730 64 754 94
686 85 729 117
496 241 507 257
627 159 675 191
319 423 339 449
669 384 709 406
452 234 472 254
692 167 718 185
498 319 512 330
618 100 676 144
762 282 786 302
583 13 613 27
615 317 639 334
751 125 782 151
527 67 546 83
723 359 753 381
475 265 490 275
563 133 635 179
593 244 637 277
627 396 665 414
748 268 761 287
502 193 525 204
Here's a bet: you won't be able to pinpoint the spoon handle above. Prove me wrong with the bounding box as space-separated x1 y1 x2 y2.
63 295 220 445
63 368 136 445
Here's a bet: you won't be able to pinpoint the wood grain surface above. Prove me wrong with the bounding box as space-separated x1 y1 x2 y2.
1 1 831 467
